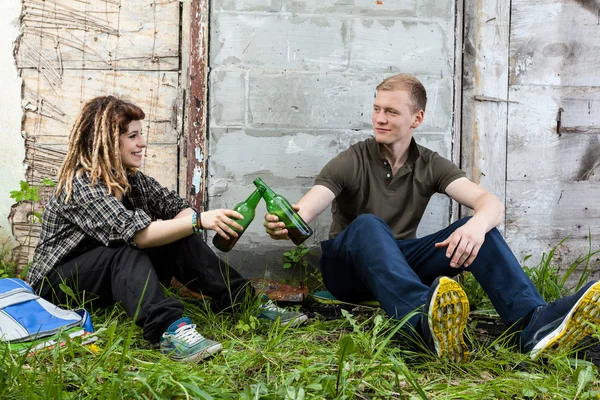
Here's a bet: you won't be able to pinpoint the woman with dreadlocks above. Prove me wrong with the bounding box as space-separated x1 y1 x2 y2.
29 96 307 363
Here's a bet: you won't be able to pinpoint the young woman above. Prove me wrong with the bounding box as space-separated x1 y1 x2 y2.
28 96 307 363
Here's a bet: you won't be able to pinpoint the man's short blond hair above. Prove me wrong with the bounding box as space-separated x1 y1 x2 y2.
376 74 427 114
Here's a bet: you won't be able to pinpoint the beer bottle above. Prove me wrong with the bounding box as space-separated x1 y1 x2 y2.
253 177 313 246
212 189 261 252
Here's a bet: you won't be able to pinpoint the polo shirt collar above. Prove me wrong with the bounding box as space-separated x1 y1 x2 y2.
366 136 421 166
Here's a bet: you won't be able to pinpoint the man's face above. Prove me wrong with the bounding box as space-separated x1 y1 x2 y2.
371 89 422 145
119 120 146 168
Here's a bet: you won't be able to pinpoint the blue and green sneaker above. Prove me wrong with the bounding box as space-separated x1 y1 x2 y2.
159 317 222 363
258 294 308 327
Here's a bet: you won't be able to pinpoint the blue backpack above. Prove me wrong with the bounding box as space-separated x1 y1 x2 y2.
0 278 95 352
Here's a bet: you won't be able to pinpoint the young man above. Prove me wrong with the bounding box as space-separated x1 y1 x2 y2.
263 74 600 362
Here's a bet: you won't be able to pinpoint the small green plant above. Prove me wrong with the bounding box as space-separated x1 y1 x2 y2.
282 244 315 286
0 241 19 279
9 178 55 223
283 244 311 271
0 263 15 279
523 235 600 302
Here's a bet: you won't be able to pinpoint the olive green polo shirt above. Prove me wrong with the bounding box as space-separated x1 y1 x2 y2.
315 137 466 240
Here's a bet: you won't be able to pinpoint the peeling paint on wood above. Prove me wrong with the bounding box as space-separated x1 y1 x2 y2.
186 0 209 210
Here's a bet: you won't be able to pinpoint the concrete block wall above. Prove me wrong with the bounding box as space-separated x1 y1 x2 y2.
208 0 457 278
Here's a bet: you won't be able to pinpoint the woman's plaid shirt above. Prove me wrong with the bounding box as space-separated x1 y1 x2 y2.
28 171 191 288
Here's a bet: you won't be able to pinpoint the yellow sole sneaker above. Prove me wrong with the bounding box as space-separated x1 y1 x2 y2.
426 276 471 363
529 281 600 360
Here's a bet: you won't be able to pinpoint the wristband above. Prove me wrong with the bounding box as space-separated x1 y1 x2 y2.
191 212 203 234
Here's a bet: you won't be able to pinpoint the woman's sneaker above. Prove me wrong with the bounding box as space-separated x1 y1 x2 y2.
420 276 470 362
258 294 308 327
159 317 223 363
519 280 600 360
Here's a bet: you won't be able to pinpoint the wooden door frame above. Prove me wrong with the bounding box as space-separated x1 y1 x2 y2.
459 0 511 232
183 0 209 211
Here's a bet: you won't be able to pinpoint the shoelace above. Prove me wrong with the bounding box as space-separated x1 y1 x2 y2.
173 323 205 345
262 299 287 313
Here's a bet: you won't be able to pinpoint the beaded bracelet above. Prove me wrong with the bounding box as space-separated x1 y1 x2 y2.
191 212 203 234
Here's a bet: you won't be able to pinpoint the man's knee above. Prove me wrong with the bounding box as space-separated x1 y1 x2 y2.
352 213 386 228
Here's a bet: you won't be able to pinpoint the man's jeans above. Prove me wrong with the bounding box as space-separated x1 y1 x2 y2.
320 214 546 329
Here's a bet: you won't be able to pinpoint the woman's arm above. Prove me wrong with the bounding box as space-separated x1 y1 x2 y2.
133 208 245 249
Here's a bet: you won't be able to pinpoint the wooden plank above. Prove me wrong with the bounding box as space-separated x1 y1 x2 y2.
21 69 180 146
461 0 511 230
179 0 190 197
451 0 464 224
507 85 600 181
185 0 209 211
505 180 600 266
510 0 600 87
17 0 180 71
142 144 180 190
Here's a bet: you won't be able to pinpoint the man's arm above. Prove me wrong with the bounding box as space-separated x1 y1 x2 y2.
264 185 335 240
435 177 505 268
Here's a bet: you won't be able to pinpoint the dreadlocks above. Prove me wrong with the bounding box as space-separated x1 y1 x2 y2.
56 96 145 201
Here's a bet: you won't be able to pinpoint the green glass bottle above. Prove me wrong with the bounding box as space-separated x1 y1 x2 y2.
212 189 261 252
253 177 313 246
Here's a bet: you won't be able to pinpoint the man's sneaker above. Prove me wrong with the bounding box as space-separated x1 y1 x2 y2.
159 317 223 363
519 280 600 360
258 294 308 327
420 276 470 362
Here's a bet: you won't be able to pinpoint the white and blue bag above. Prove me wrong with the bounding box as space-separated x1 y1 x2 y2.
0 278 95 351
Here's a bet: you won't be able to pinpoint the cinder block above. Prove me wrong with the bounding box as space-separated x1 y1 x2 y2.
416 0 455 20
208 128 347 179
211 14 348 71
417 76 453 133
349 19 453 77
209 70 246 127
248 72 376 129
213 0 283 12
248 72 452 132
417 194 451 237
414 133 453 159
281 0 417 16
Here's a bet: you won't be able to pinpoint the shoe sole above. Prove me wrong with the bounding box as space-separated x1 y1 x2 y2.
530 282 600 360
428 277 470 363
281 314 309 327
169 342 223 363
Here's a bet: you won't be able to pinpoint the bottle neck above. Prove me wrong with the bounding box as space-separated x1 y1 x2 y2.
245 189 262 208
254 178 276 200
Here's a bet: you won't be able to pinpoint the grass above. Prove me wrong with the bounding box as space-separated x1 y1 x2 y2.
1 239 600 399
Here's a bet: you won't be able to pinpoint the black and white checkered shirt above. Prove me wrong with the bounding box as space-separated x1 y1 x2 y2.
28 171 191 288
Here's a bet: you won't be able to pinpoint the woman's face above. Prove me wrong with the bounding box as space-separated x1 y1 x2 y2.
119 120 146 168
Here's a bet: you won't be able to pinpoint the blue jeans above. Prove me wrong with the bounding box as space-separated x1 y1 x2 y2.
320 214 546 329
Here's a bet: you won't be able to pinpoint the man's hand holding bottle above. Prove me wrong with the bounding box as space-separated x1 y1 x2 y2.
263 204 301 241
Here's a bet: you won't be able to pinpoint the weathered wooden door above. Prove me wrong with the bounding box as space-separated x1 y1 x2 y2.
506 0 600 267
463 0 600 268
11 0 204 265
